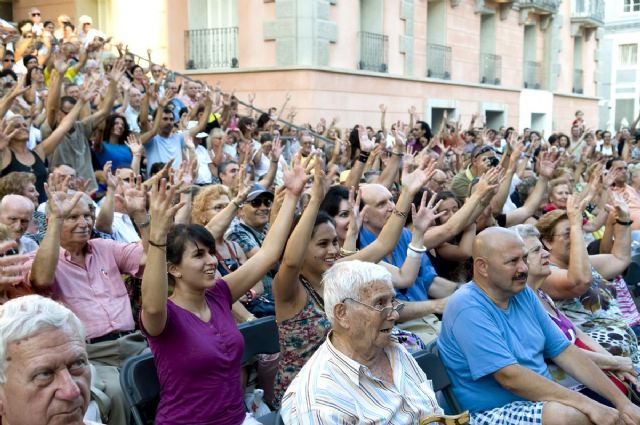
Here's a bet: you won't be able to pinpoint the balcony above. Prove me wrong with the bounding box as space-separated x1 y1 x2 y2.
358 31 389 73
480 53 501 85
523 60 541 89
185 27 239 70
573 69 584 94
571 0 604 28
427 43 452 80
518 0 559 14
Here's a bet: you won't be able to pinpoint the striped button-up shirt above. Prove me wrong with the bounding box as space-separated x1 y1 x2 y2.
281 332 443 424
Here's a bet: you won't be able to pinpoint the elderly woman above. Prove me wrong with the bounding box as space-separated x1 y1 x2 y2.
281 260 459 424
0 171 46 242
536 195 640 367
513 223 639 401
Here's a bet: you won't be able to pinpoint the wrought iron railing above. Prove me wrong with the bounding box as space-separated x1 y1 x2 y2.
185 27 239 70
358 31 389 73
573 69 584 94
427 43 452 80
480 53 501 85
524 60 541 89
572 0 604 23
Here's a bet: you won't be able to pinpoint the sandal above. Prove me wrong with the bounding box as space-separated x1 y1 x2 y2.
420 411 471 425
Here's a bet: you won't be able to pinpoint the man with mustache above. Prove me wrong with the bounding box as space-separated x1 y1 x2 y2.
438 227 640 425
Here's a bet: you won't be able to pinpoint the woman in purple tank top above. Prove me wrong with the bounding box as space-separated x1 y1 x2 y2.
139 162 307 425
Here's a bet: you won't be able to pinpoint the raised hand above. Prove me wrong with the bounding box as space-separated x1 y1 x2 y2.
0 119 21 150
379 104 387 113
283 156 307 196
108 58 127 82
103 161 120 191
44 182 84 220
475 167 502 198
125 133 144 157
357 125 375 153
117 175 147 216
148 178 186 241
346 186 366 237
311 157 330 200
607 192 631 223
538 151 560 180
566 194 589 225
0 241 30 288
412 191 445 234
402 156 437 195
270 137 283 162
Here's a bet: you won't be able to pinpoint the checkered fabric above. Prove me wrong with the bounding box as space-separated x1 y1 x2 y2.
472 400 544 425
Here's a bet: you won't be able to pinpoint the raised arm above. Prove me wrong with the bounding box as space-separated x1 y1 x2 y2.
140 88 172 145
204 182 251 240
225 159 307 302
29 184 83 288
34 84 94 159
94 162 118 234
590 195 632 280
273 159 328 304
85 59 125 126
257 137 282 189
542 195 593 299
188 93 212 138
376 123 405 189
349 158 435 263
140 178 186 336
345 125 375 189
125 133 144 175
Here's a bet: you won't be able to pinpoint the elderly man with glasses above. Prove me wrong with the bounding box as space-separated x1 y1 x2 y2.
281 260 456 424
450 144 499 203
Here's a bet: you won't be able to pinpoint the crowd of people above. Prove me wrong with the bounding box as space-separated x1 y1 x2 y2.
3 6 640 425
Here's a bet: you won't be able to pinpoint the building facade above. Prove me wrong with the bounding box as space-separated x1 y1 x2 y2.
597 0 640 131
10 0 605 132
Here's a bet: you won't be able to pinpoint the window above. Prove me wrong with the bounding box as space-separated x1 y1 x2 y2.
619 44 638 66
624 0 640 12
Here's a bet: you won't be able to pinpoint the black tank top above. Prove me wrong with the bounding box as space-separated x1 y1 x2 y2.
1 150 48 203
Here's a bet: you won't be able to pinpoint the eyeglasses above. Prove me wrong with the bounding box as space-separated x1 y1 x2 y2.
31 12 41 16
249 198 272 208
343 297 405 319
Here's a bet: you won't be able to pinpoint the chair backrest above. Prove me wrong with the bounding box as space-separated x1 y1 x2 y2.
412 349 463 414
238 316 280 364
119 352 160 425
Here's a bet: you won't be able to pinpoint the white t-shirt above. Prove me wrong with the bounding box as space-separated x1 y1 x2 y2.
194 145 213 184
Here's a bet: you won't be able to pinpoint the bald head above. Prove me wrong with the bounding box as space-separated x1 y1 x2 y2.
0 195 34 241
360 184 395 233
473 227 521 259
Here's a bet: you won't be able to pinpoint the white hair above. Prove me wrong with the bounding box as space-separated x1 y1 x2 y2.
0 295 85 384
511 223 540 240
322 260 393 324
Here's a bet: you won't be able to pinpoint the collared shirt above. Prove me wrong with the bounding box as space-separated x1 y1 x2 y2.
281 332 443 424
25 239 144 339
18 235 38 254
111 212 141 243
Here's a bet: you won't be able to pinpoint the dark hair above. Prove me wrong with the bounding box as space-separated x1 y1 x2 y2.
218 160 239 175
43 20 54 28
166 224 216 284
257 112 271 129
24 65 41 87
319 185 349 218
101 113 131 145
406 189 434 226
22 54 37 68
63 22 75 32
434 191 460 225
3 50 14 58
0 69 17 81
60 95 77 106
348 126 361 162
238 116 254 135
416 121 433 141
150 162 166 176
605 158 624 170
312 211 336 236
259 133 273 144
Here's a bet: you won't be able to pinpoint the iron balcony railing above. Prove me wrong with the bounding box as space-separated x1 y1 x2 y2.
427 43 452 80
480 53 501 85
571 0 604 25
185 27 239 70
524 60 541 89
358 31 389 73
573 69 584 94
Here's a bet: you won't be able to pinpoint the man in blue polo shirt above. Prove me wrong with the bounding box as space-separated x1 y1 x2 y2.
438 227 640 425
358 183 453 344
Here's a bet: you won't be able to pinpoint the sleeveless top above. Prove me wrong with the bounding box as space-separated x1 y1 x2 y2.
552 264 640 366
1 150 48 203
273 276 331 407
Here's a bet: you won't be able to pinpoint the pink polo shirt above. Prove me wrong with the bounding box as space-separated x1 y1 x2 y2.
612 185 640 231
27 239 144 339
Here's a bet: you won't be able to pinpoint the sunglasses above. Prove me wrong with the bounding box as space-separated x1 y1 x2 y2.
31 12 41 16
474 145 494 158
3 59 14 63
249 198 272 208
